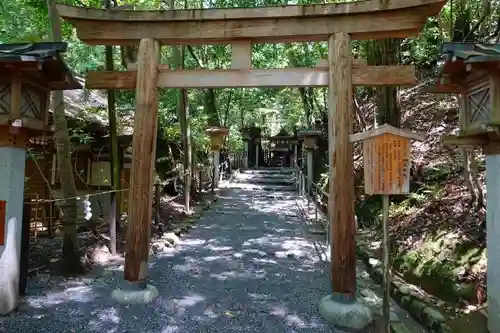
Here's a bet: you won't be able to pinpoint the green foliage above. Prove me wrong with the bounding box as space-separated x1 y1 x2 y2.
1 0 498 168
392 236 485 304
401 19 443 69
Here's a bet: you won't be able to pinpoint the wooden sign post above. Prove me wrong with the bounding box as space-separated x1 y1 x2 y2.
350 124 424 333
299 130 322 196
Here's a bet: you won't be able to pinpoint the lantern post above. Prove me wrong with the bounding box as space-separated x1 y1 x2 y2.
0 42 81 315
205 126 228 189
254 137 261 168
293 140 298 167
299 130 321 196
429 43 500 332
350 124 425 333
241 127 251 169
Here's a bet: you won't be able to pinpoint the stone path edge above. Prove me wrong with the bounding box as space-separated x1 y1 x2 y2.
356 241 452 333
170 167 241 236
171 191 219 236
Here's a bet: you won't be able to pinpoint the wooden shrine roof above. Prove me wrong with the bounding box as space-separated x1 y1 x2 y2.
442 43 500 64
0 42 81 90
269 128 296 141
428 43 500 93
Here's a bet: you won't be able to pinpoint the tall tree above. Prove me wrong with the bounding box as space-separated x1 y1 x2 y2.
374 38 401 128
168 0 192 213
47 0 83 274
105 0 119 255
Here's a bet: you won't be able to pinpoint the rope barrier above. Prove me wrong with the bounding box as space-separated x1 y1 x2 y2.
24 167 194 205
293 160 330 247
25 149 243 205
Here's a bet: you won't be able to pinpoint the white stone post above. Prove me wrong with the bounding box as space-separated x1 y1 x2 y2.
487 153 500 333
0 146 26 315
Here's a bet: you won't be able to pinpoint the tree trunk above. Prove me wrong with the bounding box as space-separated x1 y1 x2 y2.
169 0 192 213
105 0 119 254
462 148 486 211
205 89 219 126
47 0 83 275
374 39 401 127
453 0 472 42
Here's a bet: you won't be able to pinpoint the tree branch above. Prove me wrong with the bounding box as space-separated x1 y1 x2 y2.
463 11 490 42
187 46 204 68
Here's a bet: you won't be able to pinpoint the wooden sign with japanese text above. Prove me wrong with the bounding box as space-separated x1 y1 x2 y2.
363 133 411 195
349 124 425 196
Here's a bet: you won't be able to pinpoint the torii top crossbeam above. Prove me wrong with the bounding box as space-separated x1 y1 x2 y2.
55 0 445 45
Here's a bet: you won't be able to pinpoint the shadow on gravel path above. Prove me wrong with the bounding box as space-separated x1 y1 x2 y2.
1 185 342 333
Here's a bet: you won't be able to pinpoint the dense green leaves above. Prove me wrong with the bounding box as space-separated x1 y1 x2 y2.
1 0 499 154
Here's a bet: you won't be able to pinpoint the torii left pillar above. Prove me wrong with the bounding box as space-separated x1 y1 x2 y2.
0 128 28 315
318 32 372 330
112 39 160 304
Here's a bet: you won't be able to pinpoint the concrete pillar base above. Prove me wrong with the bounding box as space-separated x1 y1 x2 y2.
319 294 373 330
111 283 159 304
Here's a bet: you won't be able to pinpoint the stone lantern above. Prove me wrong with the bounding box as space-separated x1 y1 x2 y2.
205 126 228 189
431 42 500 333
0 42 81 315
299 129 322 195
250 126 262 168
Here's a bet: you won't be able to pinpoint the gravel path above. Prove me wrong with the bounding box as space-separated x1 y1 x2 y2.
0 183 340 333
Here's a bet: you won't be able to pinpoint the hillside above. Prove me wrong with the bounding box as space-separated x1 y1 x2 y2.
352 80 488 329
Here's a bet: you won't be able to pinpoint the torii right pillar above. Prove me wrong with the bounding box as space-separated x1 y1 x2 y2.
318 33 372 330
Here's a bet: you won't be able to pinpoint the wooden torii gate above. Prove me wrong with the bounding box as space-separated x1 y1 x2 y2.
56 0 445 321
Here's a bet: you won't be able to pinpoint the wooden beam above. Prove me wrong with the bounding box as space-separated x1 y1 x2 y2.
56 0 446 45
123 38 160 284
440 135 489 147
127 63 169 71
231 41 252 69
86 65 416 89
315 58 367 67
0 62 43 72
329 32 357 297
